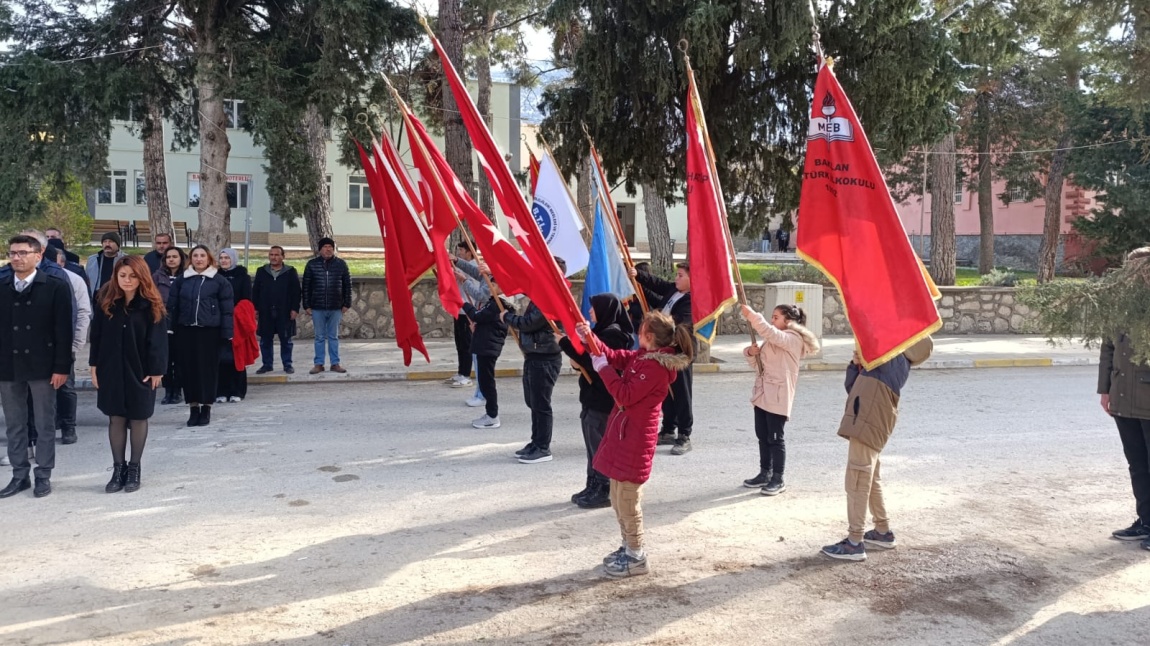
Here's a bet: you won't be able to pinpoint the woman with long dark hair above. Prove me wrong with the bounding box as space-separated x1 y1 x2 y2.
167 245 234 427
89 256 168 493
153 246 187 405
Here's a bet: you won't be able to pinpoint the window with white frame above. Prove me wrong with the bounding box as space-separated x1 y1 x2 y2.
135 171 147 206
223 99 247 129
1008 186 1026 203
226 180 250 209
98 170 129 205
326 174 333 211
188 175 200 208
348 176 372 210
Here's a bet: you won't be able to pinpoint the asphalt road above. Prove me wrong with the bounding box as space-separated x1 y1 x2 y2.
1 367 1147 645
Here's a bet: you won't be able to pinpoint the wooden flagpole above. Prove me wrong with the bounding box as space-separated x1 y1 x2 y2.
679 41 759 354
381 77 523 351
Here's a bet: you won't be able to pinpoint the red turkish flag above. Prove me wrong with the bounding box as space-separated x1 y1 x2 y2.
398 101 542 308
528 151 540 194
355 141 429 365
685 68 738 344
428 31 586 352
797 63 941 369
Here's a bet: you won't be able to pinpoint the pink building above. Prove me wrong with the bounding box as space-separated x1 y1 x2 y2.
894 180 1098 269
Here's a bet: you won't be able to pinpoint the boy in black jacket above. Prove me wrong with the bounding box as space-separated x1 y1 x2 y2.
463 293 511 429
630 262 696 455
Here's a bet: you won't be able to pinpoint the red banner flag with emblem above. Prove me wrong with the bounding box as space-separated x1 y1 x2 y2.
355 141 430 365
528 150 540 194
426 24 586 352
797 62 941 369
684 64 738 344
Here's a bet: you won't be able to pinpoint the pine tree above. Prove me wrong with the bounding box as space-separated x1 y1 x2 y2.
538 0 959 272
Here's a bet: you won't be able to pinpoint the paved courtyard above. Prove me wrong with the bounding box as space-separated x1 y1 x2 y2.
1 367 1147 645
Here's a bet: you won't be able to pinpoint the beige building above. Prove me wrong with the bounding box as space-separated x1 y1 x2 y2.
95 81 690 251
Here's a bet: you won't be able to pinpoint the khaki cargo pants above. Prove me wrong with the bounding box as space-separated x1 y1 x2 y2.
609 479 644 550
846 438 890 543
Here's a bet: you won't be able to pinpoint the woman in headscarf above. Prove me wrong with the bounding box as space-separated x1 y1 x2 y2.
558 294 635 509
216 248 252 403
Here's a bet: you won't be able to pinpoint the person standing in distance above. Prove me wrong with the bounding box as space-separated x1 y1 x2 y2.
143 233 175 274
86 231 126 297
252 246 301 374
153 247 187 404
302 237 351 374
0 235 74 498
89 256 168 493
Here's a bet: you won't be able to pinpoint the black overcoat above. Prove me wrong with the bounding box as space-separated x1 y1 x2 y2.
89 296 168 419
251 264 301 338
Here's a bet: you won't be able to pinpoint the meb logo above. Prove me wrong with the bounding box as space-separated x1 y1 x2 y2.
808 92 855 142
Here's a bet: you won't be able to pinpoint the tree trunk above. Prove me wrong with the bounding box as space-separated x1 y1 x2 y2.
302 104 334 254
975 93 995 274
142 97 173 240
1037 129 1073 283
195 27 231 251
642 183 673 275
437 0 474 210
475 10 497 221
928 133 957 286
577 155 593 245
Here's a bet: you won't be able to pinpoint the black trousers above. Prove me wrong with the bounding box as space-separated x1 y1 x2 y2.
660 364 694 437
178 326 221 405
218 365 248 400
755 407 787 478
162 334 180 393
522 354 562 451
582 408 610 486
1115 415 1150 524
476 355 498 418
453 314 473 377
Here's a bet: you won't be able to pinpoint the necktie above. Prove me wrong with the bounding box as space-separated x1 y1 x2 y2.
15 279 27 293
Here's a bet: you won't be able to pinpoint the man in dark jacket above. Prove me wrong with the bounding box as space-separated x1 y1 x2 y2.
0 235 74 499
631 262 696 455
253 246 302 374
503 259 567 465
302 237 352 374
45 228 81 264
143 233 174 274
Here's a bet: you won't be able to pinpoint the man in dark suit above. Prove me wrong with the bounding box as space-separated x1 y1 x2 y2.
252 245 302 374
631 262 696 455
0 235 74 498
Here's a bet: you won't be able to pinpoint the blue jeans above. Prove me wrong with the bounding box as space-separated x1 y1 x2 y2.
311 309 342 367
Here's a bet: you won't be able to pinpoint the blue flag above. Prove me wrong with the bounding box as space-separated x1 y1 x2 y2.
581 167 636 319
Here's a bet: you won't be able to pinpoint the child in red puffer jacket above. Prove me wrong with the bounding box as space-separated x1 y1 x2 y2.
580 310 694 578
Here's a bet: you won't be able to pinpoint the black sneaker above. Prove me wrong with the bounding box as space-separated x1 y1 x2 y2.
760 480 787 496
518 447 553 464
821 538 867 562
256 366 273 374
284 365 295 374
657 432 676 446
863 529 897 549
514 443 535 457
61 428 77 445
670 437 692 455
743 471 771 488
1112 520 1150 542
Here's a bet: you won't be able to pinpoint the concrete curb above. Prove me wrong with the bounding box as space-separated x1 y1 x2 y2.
70 355 1098 391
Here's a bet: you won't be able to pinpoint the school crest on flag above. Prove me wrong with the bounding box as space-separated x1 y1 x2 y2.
531 153 589 276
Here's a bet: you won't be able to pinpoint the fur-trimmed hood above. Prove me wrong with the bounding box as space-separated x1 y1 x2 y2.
184 266 218 279
787 321 820 355
640 347 693 371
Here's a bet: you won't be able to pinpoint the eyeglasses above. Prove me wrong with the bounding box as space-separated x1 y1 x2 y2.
6 250 37 258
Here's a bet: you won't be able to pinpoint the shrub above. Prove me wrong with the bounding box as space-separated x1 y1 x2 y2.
758 263 831 286
35 176 93 248
979 269 1018 287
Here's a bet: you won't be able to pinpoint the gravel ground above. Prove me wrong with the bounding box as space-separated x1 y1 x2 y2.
0 366 1147 645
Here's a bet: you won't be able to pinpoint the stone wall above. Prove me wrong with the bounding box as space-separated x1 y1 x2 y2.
819 287 1036 336
296 279 1037 342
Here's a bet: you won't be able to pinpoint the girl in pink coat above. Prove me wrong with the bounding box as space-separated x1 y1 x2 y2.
739 304 819 495
580 311 693 578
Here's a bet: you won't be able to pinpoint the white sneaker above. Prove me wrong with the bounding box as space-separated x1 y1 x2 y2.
443 375 460 385
0 455 9 466
228 396 242 403
215 396 227 404
451 376 473 388
466 395 486 408
472 415 501 429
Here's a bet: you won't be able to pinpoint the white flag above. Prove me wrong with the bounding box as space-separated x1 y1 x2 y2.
530 152 589 276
